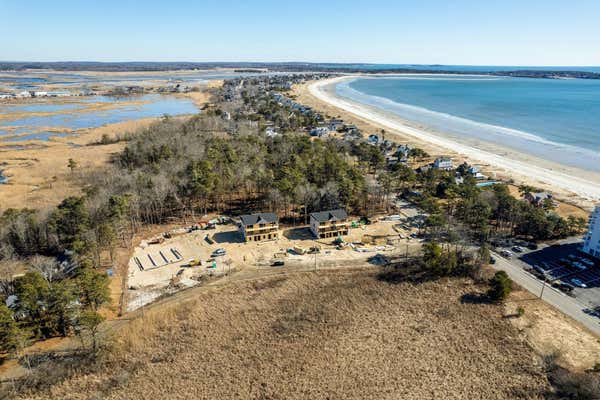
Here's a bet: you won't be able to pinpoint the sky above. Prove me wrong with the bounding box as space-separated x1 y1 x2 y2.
1 0 599 66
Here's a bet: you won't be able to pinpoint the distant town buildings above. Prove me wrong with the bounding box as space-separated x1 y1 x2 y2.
239 213 279 242
310 209 349 239
582 206 600 258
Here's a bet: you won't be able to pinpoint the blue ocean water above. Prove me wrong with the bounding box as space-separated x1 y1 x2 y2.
317 64 600 74
337 75 600 171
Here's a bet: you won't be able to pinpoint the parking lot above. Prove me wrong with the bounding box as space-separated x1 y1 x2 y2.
495 238 600 316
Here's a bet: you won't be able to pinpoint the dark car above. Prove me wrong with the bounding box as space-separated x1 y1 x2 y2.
553 282 575 294
271 261 285 267
527 242 539 250
489 257 496 265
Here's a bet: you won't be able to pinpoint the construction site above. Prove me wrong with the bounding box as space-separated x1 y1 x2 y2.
125 205 426 311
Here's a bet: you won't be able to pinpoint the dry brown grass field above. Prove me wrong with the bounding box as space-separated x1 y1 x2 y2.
18 269 554 400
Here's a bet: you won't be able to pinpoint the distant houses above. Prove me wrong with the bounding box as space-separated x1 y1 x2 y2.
310 209 349 239
239 213 280 242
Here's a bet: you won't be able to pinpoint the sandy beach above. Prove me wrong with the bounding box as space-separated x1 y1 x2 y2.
298 76 600 210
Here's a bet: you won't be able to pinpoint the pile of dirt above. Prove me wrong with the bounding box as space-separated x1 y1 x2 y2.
21 269 551 399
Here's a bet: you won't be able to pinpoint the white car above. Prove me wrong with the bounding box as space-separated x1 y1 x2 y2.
570 278 588 288
581 259 595 267
572 262 587 271
212 248 226 257
500 250 512 258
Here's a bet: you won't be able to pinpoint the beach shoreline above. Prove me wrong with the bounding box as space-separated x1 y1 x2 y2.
297 76 600 210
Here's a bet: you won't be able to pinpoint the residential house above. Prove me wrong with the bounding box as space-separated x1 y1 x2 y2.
523 192 554 207
327 118 344 132
367 134 380 145
395 144 412 160
310 209 350 239
467 166 487 180
310 126 330 137
239 213 279 242
433 157 453 170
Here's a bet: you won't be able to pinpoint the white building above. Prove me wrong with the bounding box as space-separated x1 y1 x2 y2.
582 206 600 258
433 157 453 170
310 127 330 137
265 127 279 137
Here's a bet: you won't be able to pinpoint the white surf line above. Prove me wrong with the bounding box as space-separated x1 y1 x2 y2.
310 76 600 201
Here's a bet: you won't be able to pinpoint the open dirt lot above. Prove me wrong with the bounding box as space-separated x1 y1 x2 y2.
125 216 421 311
21 269 553 400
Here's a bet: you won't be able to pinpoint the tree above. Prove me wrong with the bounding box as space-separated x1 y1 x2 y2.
488 271 512 303
77 268 111 311
77 309 105 354
67 158 78 174
0 303 22 356
47 281 78 337
13 272 50 338
477 243 491 265
48 196 90 254
29 255 61 282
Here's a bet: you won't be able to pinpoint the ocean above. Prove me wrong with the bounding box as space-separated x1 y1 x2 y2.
336 75 600 172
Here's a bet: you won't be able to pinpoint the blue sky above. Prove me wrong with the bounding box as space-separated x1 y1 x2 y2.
1 0 599 66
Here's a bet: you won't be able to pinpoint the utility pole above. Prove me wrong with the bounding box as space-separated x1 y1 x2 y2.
314 241 318 272
540 279 547 299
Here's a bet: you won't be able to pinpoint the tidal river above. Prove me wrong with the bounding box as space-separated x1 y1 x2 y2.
0 94 199 142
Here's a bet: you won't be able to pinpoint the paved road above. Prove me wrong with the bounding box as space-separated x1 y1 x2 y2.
491 251 600 335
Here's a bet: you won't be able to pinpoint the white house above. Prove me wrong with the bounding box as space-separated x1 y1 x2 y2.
582 206 600 258
433 157 453 170
265 127 279 137
310 127 330 137
16 91 31 98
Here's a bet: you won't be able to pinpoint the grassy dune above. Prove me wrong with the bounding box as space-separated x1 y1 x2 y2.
21 269 551 399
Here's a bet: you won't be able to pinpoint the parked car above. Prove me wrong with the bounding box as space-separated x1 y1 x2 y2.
533 265 546 275
212 248 226 257
489 257 496 265
527 242 538 250
553 282 574 294
511 246 524 253
581 259 595 267
271 261 285 267
572 262 587 271
570 278 588 288
500 250 512 258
